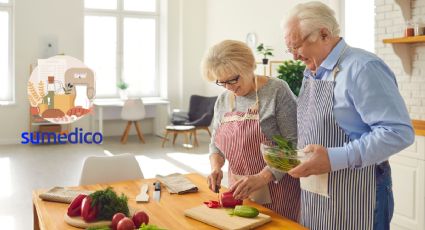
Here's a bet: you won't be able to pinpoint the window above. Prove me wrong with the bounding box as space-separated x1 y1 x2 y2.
84 0 159 98
343 0 375 53
0 0 13 104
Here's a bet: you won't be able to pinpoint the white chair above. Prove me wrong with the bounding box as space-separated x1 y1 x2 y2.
79 153 143 185
121 98 146 144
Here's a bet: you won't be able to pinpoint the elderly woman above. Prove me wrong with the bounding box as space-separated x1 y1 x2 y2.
283 2 414 230
202 40 300 220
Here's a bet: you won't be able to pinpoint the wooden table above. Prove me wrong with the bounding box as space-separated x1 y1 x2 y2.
33 173 307 230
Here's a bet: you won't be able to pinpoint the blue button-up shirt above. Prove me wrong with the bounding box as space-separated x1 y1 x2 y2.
302 39 414 171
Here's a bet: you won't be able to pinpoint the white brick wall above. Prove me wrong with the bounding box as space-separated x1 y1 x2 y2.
376 5 425 229
376 0 425 120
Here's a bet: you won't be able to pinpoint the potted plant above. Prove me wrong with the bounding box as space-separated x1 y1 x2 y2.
117 80 129 100
256 43 274 64
276 60 305 96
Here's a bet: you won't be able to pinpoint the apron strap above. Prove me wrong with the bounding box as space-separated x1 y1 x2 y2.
332 45 348 80
252 75 260 111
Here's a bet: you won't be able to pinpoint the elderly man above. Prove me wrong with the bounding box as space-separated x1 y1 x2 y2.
283 1 414 230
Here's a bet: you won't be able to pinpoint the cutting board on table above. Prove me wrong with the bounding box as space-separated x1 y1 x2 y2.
184 205 272 230
64 213 111 229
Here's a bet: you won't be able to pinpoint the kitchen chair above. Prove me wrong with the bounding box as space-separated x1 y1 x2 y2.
121 98 146 144
170 95 217 140
161 125 198 148
78 153 143 185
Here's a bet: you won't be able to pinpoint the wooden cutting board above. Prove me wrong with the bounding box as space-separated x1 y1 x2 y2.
184 205 272 230
64 214 111 229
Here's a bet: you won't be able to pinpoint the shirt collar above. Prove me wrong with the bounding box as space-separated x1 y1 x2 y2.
303 38 347 79
320 38 346 70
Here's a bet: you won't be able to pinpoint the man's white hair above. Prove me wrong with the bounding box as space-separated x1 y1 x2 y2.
285 1 340 40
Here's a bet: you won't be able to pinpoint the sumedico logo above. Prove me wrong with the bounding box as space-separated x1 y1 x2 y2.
21 128 103 145
24 55 102 144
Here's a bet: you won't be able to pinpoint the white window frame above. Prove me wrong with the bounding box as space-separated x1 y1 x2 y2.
84 0 160 98
0 0 15 105
340 0 375 53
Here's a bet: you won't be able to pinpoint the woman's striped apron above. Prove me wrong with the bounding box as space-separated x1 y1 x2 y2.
215 79 300 221
297 46 376 229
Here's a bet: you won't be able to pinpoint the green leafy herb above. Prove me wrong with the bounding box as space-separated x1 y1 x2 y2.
90 187 129 221
272 135 296 156
262 135 300 172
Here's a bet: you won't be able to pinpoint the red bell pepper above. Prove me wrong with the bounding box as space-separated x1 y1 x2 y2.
67 194 87 217
81 196 98 222
220 191 243 208
203 200 221 208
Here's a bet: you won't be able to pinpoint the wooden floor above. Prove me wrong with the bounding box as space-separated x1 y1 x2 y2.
0 134 228 230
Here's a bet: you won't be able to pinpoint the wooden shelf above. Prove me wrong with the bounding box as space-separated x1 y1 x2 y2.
412 120 425 136
383 35 425 44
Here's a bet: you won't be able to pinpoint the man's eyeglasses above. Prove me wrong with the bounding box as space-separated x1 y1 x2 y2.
285 30 318 55
216 75 240 86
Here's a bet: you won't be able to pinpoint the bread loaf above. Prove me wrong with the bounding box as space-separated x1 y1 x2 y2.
42 109 65 118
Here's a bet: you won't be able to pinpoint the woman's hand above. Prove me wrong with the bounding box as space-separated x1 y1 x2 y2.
208 152 225 192
208 169 223 192
230 169 273 200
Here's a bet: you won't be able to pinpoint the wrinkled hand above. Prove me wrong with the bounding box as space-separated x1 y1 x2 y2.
288 144 332 178
230 174 268 200
207 169 223 192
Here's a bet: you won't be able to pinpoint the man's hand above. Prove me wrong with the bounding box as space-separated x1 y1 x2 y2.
288 144 332 178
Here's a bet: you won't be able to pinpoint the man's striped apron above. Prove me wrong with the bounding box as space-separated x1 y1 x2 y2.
297 46 376 229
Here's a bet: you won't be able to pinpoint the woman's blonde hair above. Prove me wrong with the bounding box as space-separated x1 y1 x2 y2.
201 40 256 82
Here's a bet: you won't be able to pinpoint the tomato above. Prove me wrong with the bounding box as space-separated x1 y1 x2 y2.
220 191 243 208
132 211 149 228
117 217 135 230
111 213 126 230
67 194 87 217
81 196 98 222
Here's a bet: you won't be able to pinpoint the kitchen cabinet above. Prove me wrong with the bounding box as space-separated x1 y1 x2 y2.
390 136 425 230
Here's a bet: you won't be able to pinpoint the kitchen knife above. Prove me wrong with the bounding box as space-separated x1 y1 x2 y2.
214 185 221 193
153 181 161 201
215 184 220 201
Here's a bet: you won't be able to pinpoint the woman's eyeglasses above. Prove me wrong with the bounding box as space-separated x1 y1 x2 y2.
216 75 240 86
